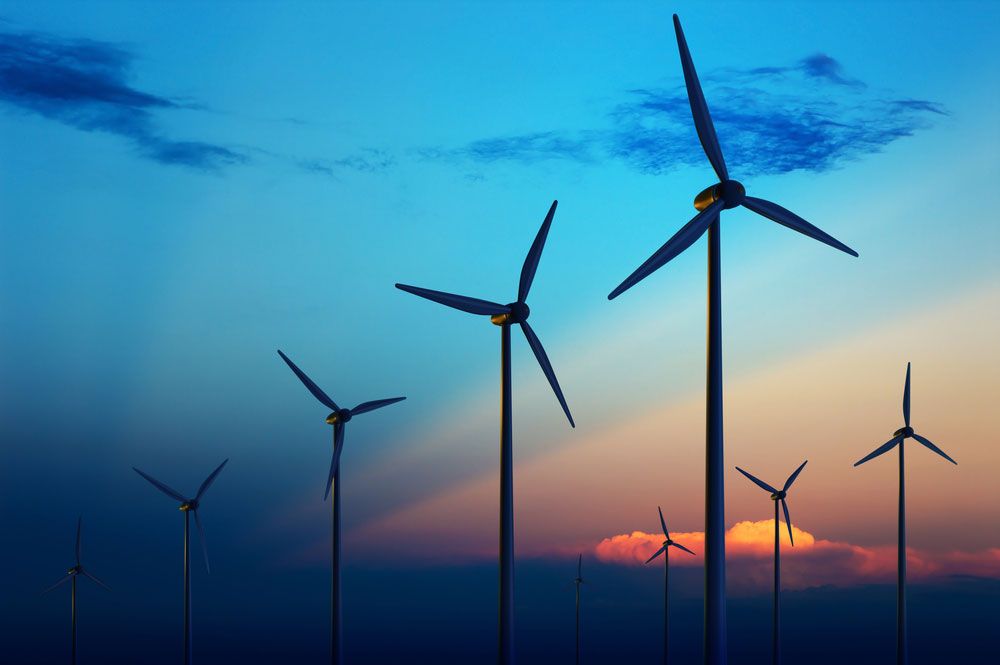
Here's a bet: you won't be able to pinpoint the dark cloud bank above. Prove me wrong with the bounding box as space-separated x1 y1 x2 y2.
425 54 947 177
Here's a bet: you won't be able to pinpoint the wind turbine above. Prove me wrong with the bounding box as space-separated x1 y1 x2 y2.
735 461 807 665
571 554 585 665
607 15 857 664
395 199 574 665
133 459 228 665
854 363 956 665
41 517 110 665
277 349 405 665
645 506 695 665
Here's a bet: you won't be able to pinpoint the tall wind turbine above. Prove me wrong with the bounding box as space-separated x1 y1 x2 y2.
735 461 807 665
607 15 857 663
571 554 585 665
645 506 695 665
133 459 228 665
41 517 110 665
854 363 956 665
396 199 574 665
277 349 405 665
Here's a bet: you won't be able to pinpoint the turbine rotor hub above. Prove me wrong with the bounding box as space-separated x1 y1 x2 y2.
694 179 745 211
894 426 914 438
179 500 198 512
771 491 787 500
492 301 530 326
326 408 352 425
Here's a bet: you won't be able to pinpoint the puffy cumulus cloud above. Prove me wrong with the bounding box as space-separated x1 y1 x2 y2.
595 520 1000 592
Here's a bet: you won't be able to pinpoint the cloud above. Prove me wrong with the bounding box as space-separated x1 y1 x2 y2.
0 25 246 169
595 520 1000 592
424 54 946 177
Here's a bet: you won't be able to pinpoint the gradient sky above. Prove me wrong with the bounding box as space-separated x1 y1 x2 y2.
1 1 998 663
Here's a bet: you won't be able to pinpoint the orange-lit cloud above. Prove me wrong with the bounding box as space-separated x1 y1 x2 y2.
595 520 1000 591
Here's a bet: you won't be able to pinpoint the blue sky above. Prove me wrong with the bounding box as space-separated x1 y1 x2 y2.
1 1 999 663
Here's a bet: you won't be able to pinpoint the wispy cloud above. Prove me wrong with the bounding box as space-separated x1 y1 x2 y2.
424 54 947 177
595 521 1000 592
0 26 247 170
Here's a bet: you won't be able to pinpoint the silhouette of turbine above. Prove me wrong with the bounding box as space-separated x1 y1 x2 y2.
607 15 857 664
41 517 110 665
645 506 695 665
277 350 405 665
571 554 585 665
133 459 228 665
735 461 807 665
396 199 574 665
854 363 956 665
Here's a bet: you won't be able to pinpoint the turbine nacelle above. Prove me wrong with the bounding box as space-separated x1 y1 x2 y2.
491 301 530 326
694 179 746 211
67 565 81 576
179 500 199 512
894 426 914 438
326 408 353 425
770 491 787 501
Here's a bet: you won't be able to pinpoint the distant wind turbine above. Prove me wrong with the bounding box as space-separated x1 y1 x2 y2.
571 554 585 665
41 517 110 665
645 507 695 665
396 199 574 665
854 363 956 665
735 461 807 665
133 459 228 665
277 349 405 665
607 15 857 664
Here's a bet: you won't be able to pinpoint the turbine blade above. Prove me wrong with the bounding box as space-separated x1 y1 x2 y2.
903 362 911 427
783 460 808 492
41 574 73 595
193 510 210 574
608 200 723 300
912 434 958 465
133 468 186 503
395 283 510 316
75 516 82 566
519 321 574 427
671 542 696 556
351 397 406 416
742 196 858 257
645 546 666 564
781 498 794 546
518 200 558 302
195 458 229 501
672 14 728 181
324 423 346 501
658 506 670 540
853 435 903 467
277 350 339 411
735 466 779 494
81 569 111 591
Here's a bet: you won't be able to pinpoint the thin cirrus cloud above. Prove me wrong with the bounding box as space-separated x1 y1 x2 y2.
423 54 947 177
596 520 1000 592
0 25 246 170
0 24 392 175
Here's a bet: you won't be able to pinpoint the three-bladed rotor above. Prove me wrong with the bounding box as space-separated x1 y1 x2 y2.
41 517 111 594
646 506 696 564
607 15 857 302
396 200 574 428
854 362 957 468
133 459 228 572
735 461 807 546
277 350 406 499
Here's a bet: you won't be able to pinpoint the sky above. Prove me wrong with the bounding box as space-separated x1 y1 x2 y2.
1 0 999 663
